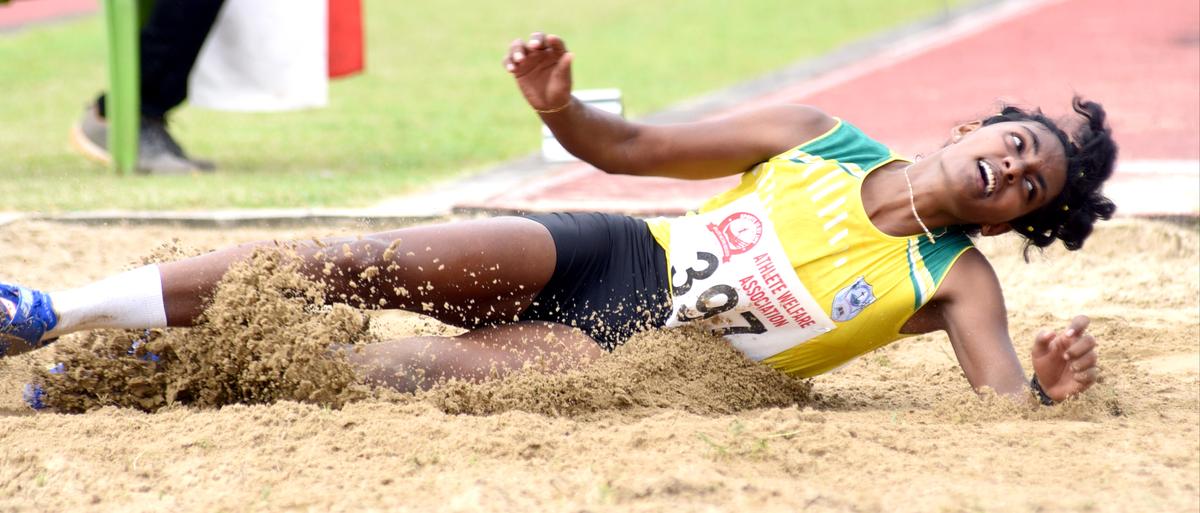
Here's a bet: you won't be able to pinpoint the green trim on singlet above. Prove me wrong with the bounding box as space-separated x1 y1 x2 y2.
919 230 972 283
906 229 974 309
796 120 892 171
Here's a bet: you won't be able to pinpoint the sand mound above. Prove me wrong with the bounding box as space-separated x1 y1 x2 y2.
412 327 814 417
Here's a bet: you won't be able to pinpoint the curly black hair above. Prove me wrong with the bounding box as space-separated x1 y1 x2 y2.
979 96 1118 258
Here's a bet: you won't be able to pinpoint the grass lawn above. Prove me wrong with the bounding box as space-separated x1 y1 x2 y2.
0 0 959 212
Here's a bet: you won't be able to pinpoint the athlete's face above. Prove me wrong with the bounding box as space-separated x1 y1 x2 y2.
935 120 1068 232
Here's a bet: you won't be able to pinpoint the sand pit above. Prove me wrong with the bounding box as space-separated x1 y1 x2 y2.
0 218 1196 512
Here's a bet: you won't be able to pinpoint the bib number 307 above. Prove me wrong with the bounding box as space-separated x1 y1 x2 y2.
670 251 767 336
663 194 835 361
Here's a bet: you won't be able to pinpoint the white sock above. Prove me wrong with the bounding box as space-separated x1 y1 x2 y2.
45 265 168 338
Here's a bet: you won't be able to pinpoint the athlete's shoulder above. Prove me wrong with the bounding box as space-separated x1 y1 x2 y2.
789 116 893 170
931 247 1002 304
906 247 1004 334
741 104 837 154
779 104 837 139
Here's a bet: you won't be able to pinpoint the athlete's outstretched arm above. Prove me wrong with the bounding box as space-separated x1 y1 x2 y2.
504 32 837 180
924 250 1100 403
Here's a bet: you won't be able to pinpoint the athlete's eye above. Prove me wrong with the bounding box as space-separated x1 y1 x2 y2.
1010 134 1024 151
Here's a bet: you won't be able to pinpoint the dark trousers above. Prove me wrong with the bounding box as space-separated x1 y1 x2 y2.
98 0 226 119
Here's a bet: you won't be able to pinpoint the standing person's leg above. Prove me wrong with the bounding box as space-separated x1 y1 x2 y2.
76 0 225 173
130 0 227 120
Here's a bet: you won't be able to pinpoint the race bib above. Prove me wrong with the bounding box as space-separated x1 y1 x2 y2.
664 195 835 360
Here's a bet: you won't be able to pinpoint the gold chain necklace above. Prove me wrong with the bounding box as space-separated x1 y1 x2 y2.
902 165 937 244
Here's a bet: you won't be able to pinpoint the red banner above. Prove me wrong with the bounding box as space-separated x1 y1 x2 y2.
328 0 363 78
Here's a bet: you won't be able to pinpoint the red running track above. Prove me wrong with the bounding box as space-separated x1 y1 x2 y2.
793 0 1198 161
0 0 96 30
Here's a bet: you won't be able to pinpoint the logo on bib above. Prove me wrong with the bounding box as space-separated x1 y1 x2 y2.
831 277 876 322
706 212 763 262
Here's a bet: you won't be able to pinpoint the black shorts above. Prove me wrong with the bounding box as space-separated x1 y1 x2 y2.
517 212 672 351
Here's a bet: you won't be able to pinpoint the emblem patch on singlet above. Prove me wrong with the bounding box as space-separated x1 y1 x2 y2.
706 212 763 262
831 276 876 322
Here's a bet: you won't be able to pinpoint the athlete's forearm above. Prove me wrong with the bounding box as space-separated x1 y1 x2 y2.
539 98 649 174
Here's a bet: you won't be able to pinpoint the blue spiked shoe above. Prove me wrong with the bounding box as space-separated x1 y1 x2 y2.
0 283 58 357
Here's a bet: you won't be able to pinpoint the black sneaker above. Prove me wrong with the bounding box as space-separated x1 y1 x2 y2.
138 116 217 174
70 105 217 175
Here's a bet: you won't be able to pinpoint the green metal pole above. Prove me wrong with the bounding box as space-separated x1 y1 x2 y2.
104 0 140 175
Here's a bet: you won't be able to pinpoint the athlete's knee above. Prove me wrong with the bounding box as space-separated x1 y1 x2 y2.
312 237 395 277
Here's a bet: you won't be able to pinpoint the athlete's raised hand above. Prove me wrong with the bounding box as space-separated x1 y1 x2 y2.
503 32 574 113
1031 315 1099 402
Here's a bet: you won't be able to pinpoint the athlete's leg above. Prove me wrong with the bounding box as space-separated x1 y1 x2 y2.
347 321 604 392
159 216 556 328
8 217 555 356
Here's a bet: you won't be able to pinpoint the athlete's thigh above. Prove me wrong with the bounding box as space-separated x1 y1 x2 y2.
349 321 604 391
349 216 556 326
159 216 555 327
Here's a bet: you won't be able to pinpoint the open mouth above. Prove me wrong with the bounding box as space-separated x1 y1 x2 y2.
977 159 996 197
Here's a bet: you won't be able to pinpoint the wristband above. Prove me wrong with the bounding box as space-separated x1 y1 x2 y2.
1030 375 1055 406
535 99 572 114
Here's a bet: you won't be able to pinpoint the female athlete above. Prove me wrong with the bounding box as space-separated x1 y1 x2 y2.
1 33 1116 406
